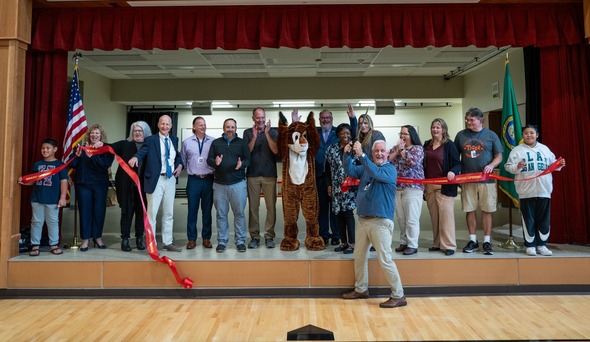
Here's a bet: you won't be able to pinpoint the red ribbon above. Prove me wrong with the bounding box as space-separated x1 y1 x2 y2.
341 158 564 192
20 145 194 288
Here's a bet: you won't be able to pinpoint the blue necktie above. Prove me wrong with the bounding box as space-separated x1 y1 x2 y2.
165 137 172 178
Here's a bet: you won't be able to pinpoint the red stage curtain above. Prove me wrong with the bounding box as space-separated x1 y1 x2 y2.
21 51 68 229
25 3 590 244
31 4 584 52
540 44 590 244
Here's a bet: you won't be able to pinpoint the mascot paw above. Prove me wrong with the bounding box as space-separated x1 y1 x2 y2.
280 238 300 251
304 236 325 251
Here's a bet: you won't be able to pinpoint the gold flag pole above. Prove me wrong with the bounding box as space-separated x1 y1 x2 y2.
64 52 83 250
498 200 522 250
64 192 80 249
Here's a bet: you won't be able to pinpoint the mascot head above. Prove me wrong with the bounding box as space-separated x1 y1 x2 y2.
287 122 308 156
279 111 319 162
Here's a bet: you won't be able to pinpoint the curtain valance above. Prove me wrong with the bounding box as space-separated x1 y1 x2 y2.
32 3 584 52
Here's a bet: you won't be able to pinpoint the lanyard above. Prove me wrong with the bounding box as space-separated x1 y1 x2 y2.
469 128 484 140
196 137 205 156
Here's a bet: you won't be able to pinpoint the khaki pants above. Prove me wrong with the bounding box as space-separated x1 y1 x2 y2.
247 176 277 240
425 184 457 250
354 217 404 298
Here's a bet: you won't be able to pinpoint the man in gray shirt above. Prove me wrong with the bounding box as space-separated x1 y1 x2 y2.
243 107 279 249
454 107 503 256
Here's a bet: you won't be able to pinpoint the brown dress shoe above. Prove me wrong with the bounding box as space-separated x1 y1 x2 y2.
395 244 408 252
342 290 369 299
379 296 407 308
186 240 196 249
202 239 212 249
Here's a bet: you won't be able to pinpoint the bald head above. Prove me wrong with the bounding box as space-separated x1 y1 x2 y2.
158 115 172 136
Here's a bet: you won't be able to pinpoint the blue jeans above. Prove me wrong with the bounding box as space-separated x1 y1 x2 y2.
213 180 247 246
30 202 60 246
186 175 214 241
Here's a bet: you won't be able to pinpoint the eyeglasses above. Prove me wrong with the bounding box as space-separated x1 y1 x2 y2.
133 130 143 133
320 117 332 120
465 118 479 123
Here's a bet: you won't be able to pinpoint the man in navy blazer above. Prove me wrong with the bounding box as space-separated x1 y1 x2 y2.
315 108 357 246
129 115 184 252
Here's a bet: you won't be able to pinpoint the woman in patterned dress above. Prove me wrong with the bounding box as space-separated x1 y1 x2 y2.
325 123 358 254
388 125 425 255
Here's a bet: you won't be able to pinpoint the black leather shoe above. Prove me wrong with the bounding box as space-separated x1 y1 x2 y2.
403 247 418 255
445 249 455 256
395 244 408 252
121 238 132 252
136 237 146 250
428 246 441 252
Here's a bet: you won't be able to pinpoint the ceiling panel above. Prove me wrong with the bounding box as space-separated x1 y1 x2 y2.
73 45 512 80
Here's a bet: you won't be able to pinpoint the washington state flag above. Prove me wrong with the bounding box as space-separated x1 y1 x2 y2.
498 57 523 207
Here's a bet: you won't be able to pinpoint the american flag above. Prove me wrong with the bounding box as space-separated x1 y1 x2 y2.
62 65 88 202
63 65 87 164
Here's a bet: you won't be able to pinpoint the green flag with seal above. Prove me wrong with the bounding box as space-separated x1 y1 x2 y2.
499 56 523 207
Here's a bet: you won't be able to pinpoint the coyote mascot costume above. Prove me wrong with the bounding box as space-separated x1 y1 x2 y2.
278 111 325 251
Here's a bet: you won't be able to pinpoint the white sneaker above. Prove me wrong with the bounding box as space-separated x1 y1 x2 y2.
526 247 537 256
537 246 553 256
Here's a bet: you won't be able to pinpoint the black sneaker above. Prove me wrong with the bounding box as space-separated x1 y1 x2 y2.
237 244 247 253
462 240 479 253
216 244 226 253
334 244 348 252
482 242 494 255
247 239 259 249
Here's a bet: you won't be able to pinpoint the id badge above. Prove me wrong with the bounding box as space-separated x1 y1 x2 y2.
470 150 477 158
198 157 204 163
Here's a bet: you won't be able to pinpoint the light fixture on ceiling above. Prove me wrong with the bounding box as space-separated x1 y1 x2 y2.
211 101 233 108
444 46 511 80
271 101 316 108
356 100 376 107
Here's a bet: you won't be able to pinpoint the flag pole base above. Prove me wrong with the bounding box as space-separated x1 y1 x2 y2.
64 236 80 250
498 237 523 250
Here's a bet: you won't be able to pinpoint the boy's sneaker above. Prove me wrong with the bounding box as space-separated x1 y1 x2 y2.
537 245 553 256
482 242 494 255
526 247 537 256
462 240 479 253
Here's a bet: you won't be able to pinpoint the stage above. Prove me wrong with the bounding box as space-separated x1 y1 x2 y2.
6 198 590 296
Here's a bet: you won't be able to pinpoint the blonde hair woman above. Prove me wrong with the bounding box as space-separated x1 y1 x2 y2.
71 123 114 251
356 113 385 160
